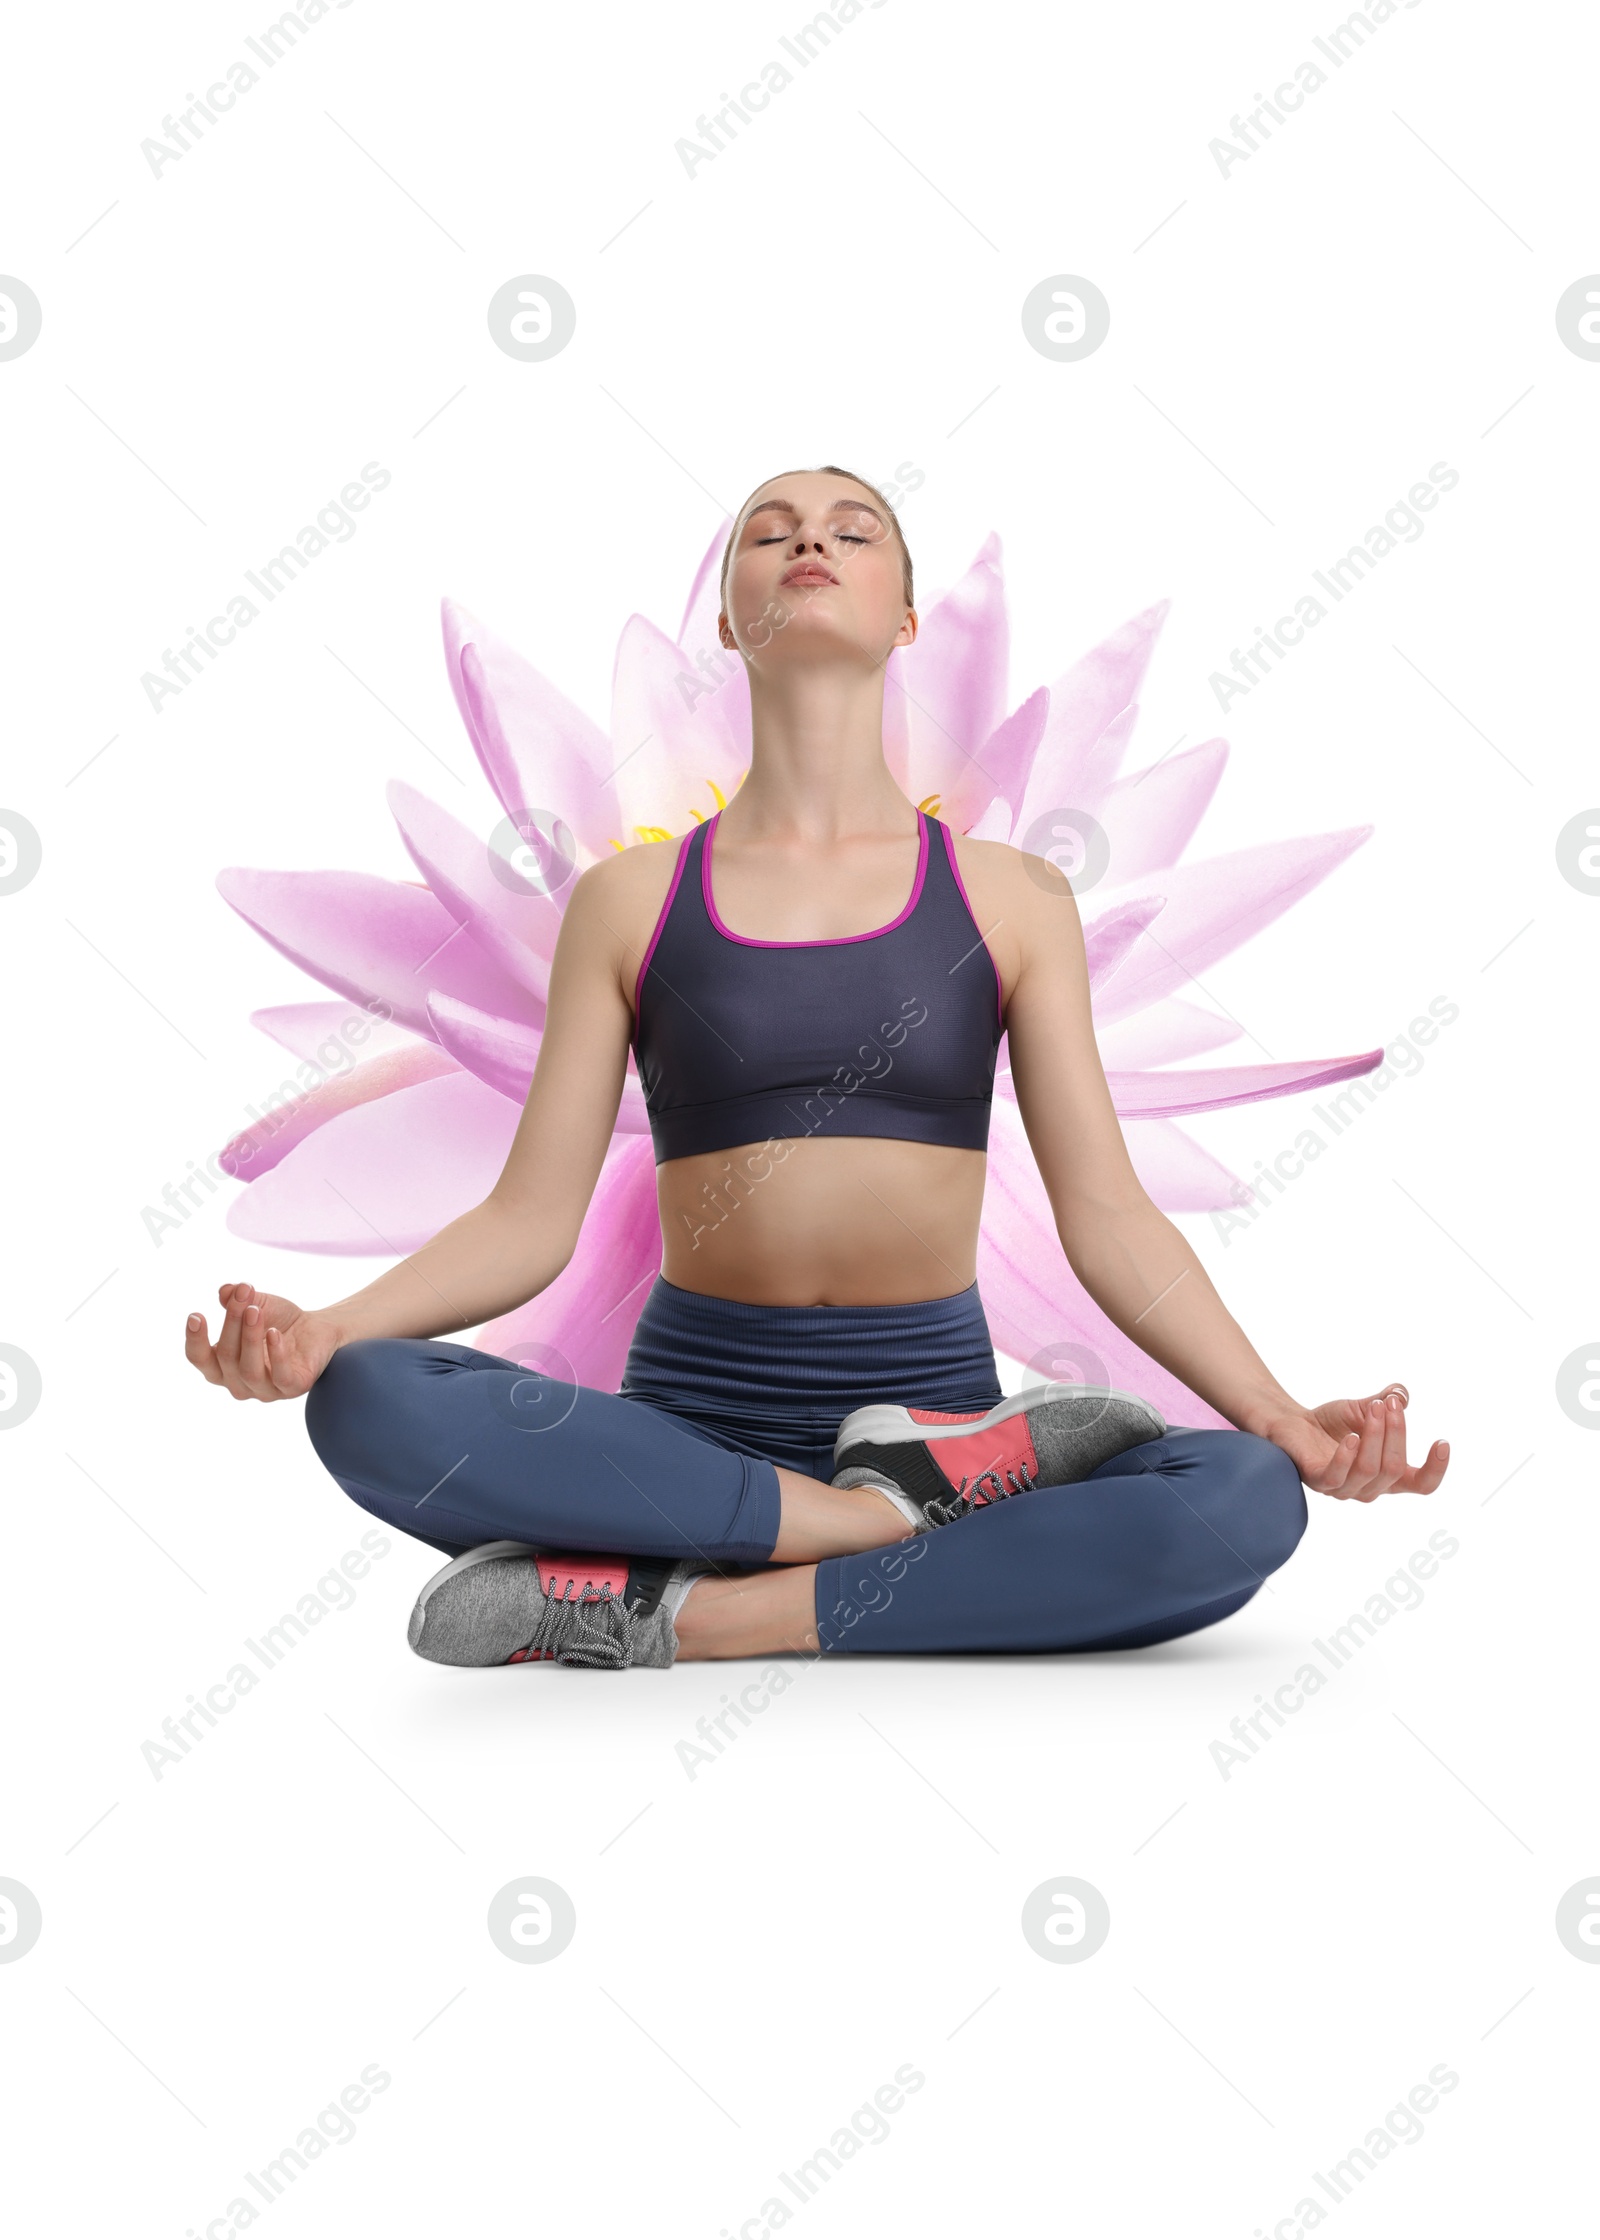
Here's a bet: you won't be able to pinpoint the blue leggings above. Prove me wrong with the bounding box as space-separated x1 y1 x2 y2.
304 1277 1307 1655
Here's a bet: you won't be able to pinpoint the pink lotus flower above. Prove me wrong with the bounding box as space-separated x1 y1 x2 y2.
216 527 1380 1430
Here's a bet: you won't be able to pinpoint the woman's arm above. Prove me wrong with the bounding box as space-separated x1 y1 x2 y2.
186 852 651 1400
990 846 1449 1499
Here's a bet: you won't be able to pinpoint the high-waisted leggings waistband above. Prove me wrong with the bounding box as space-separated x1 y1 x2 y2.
618 1274 1005 1427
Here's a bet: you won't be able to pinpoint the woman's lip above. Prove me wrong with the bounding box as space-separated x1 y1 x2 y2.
782 568 838 586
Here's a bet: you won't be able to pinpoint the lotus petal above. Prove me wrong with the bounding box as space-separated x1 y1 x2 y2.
1084 897 1166 991
1096 738 1229 882
1120 1117 1254 1213
1095 999 1244 1067
476 1136 662 1391
1089 827 1374 1024
994 1038 1378 1123
978 1096 1231 1428
425 995 540 1103
884 536 1008 809
443 601 619 856
673 517 752 766
250 1002 420 1063
220 1044 459 1179
1013 701 1142 841
427 994 651 1132
387 779 561 1003
1014 602 1169 821
944 690 1049 832
965 795 1016 842
959 1088 1256 1210
1105 1051 1383 1118
609 612 750 840
225 1071 517 1252
217 868 545 1039
674 517 734 649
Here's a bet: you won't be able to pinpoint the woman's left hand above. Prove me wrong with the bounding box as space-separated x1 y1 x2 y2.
1255 1383 1450 1500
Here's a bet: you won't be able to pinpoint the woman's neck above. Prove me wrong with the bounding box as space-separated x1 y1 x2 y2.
731 661 913 841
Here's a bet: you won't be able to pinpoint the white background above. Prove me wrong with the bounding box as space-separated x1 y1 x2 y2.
2 1 1595 2232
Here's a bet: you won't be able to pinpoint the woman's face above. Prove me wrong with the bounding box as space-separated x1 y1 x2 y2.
718 472 916 669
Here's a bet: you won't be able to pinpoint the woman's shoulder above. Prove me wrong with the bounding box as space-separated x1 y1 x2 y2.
565 830 690 949
943 826 1080 998
945 827 1071 910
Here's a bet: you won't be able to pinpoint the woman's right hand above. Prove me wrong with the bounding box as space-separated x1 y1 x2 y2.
185 1282 343 1401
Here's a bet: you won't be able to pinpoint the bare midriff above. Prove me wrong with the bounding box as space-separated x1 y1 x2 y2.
655 1134 989 1307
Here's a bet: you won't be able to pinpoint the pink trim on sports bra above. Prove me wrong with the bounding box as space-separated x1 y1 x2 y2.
937 819 1005 1029
700 808 931 948
633 826 694 1010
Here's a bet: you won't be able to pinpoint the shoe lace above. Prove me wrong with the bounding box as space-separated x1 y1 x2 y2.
927 1458 1037 1527
515 1577 629 1669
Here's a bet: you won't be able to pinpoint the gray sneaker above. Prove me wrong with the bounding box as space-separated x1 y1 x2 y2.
407 1544 699 1669
833 1386 1167 1531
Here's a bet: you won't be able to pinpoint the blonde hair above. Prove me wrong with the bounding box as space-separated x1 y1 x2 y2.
718 463 915 615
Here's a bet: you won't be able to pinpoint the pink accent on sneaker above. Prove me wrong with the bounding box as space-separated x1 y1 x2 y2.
907 1407 990 1425
535 1555 629 1599
505 1554 631 1658
910 1414 1040 1492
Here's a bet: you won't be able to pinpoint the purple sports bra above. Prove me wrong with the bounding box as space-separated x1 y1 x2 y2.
631 809 1004 1164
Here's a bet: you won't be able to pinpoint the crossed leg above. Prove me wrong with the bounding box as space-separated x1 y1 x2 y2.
305 1339 1308 1662
305 1335 907 1559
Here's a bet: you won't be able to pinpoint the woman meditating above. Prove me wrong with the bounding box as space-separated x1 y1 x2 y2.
183 464 1449 1669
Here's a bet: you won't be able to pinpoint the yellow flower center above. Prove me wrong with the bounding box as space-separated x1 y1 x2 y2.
608 776 734 850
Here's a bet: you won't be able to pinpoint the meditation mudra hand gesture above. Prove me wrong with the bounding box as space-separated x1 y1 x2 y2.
186 1284 334 1401
1254 1383 1447 1500
185 465 1450 1670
